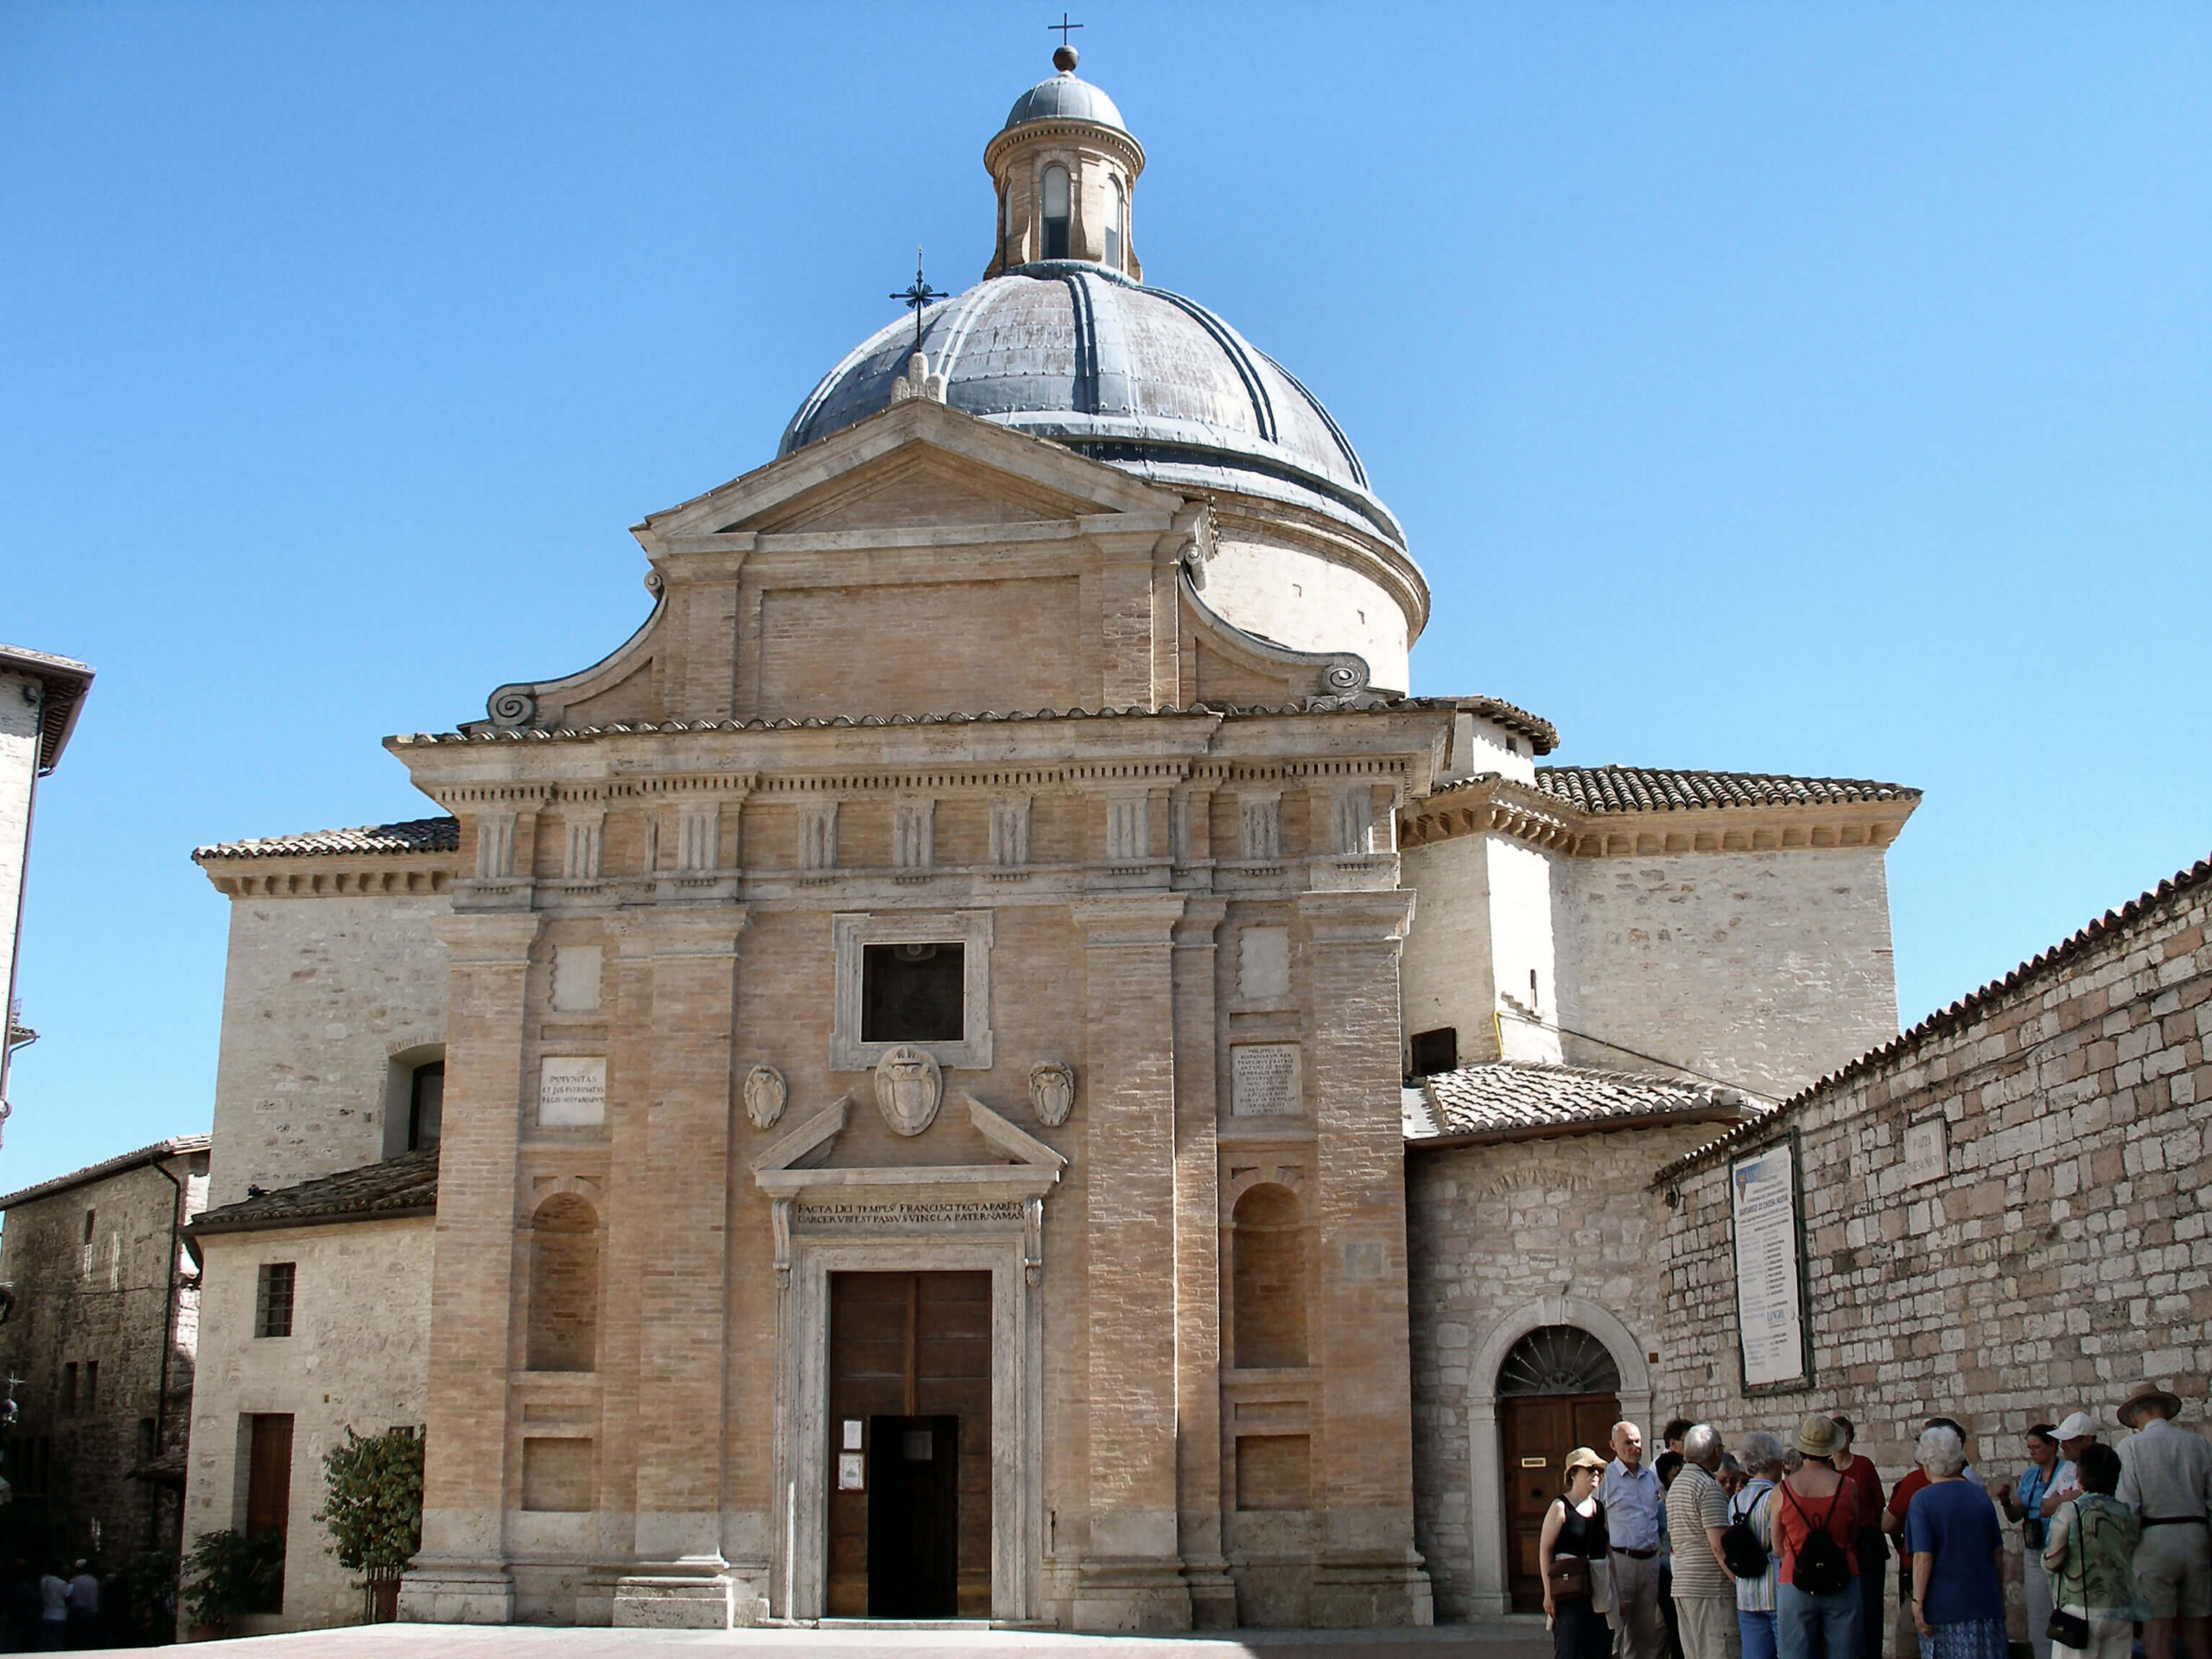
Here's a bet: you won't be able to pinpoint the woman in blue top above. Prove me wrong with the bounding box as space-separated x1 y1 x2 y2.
1995 1425 2065 1659
1907 1424 2006 1659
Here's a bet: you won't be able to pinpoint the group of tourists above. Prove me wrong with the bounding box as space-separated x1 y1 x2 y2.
1537 1382 2212 1659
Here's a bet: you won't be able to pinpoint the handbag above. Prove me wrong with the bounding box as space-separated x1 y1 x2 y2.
2045 1504 2091 1652
1547 1553 1590 1600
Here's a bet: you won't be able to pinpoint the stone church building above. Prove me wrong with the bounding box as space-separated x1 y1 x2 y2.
181 51 1917 1633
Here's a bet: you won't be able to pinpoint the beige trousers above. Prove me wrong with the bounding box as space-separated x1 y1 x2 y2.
1609 1553 1666 1659
1675 1595 1744 1659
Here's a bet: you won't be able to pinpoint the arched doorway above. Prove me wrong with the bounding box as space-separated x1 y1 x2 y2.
1497 1326 1622 1612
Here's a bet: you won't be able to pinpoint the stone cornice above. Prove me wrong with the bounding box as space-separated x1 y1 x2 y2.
201 860 456 899
1399 773 1917 860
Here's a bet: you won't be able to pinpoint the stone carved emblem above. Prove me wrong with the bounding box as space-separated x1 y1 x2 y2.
873 1046 944 1137
742 1065 787 1132
1028 1061 1076 1128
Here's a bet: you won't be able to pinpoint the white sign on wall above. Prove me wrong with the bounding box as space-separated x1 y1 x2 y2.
1230 1044 1302 1117
1731 1140 1810 1391
539 1056 607 1127
1903 1118 1948 1186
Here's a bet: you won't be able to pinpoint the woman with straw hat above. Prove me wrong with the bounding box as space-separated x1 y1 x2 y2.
1773 1414 1863 1659
1542 1446 1615 1659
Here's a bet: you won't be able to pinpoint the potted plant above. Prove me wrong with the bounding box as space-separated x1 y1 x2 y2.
181 1528 283 1639
315 1427 424 1623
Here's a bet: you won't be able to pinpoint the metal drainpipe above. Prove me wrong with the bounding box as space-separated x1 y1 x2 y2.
149 1156 186 1552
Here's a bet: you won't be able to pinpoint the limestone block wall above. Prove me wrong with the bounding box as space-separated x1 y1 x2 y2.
209 893 450 1205
0 1147 207 1563
1651 861 2212 1637
1406 1123 1713 1619
1557 848 1898 1098
184 1217 433 1633
1400 836 1560 1069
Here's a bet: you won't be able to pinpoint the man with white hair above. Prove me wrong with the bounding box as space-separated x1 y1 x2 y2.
1669 1424 1742 1659
1603 1421 1669 1659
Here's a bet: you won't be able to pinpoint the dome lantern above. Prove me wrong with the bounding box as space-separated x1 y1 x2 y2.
982 46 1144 281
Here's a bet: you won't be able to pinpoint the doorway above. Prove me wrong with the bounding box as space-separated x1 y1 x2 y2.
827 1272 991 1618
1496 1325 1622 1613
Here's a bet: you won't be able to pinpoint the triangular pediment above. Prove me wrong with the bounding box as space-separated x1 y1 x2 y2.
634 397 1179 551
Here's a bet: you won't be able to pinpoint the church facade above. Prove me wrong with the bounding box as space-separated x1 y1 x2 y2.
181 53 1916 1633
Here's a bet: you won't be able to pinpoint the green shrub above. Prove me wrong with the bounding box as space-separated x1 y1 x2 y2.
181 1528 283 1628
315 1427 425 1575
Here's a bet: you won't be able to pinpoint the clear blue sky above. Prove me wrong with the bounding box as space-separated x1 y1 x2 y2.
3 3 2206 1192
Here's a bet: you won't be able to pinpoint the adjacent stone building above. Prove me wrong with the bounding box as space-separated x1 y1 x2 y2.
175 49 1924 1634
1651 853 2212 1643
0 1135 209 1566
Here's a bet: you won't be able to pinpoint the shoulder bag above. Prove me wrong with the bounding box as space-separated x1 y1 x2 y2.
2045 1505 2091 1652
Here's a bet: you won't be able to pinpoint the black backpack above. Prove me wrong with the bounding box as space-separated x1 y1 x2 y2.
1783 1483 1853 1596
1721 1489 1770 1580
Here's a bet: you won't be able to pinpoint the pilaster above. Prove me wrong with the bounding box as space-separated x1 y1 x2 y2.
1170 898 1236 1627
1294 888 1433 1628
402 911 543 1625
1068 894 1192 1630
608 906 753 1628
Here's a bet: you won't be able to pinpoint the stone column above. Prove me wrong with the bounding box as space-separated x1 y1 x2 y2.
612 906 750 1629
1296 888 1433 1627
1069 894 1192 1630
1170 898 1236 1628
401 910 542 1625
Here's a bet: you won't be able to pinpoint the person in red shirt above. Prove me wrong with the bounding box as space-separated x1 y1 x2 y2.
1774 1414 1863 1659
1834 1416 1889 1659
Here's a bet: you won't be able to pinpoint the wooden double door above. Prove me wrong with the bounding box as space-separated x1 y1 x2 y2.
826 1271 992 1618
1501 1392 1620 1613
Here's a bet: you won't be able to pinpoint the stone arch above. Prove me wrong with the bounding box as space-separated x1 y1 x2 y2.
1462 1295 1653 1616
1230 1183 1307 1370
526 1192 601 1373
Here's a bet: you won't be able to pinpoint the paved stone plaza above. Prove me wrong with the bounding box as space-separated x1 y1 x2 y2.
145 1619 1548 1658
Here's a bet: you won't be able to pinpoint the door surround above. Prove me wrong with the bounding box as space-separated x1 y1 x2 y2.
1464 1296 1650 1617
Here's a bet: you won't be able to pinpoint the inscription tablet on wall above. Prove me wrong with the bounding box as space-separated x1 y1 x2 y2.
539 1056 607 1127
1231 1044 1302 1117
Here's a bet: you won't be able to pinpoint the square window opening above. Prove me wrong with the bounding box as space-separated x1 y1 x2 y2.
861 943 964 1044
1409 1027 1459 1078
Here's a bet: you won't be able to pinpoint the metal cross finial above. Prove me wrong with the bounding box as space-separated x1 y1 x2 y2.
1049 13 1084 48
890 247 949 356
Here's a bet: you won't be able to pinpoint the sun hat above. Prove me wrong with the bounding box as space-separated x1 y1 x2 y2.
1565 1446 1606 1475
2055 1411 2095 1440
2118 1382 2184 1427
1796 1413 1843 1459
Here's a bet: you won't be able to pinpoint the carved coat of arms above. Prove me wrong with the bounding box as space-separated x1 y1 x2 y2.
1028 1061 1076 1128
874 1046 943 1137
742 1065 787 1131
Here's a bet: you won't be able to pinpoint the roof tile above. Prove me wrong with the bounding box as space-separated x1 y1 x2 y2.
194 817 460 861
189 1147 439 1236
1408 1061 1755 1145
1534 767 1918 815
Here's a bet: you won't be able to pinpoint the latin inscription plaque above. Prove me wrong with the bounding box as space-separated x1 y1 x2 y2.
538 1056 607 1127
1231 1044 1302 1117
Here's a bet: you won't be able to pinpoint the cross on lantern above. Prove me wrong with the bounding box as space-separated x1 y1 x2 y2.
890 247 949 357
1049 14 1084 48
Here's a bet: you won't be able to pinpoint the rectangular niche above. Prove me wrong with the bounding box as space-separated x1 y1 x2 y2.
521 1436 594 1512
831 912 993 1071
1235 1433 1311 1511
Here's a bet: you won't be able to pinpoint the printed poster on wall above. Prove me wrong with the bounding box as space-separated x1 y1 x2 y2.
1732 1140 1810 1390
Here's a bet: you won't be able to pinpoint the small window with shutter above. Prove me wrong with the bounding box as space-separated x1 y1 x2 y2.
256 1262 296 1338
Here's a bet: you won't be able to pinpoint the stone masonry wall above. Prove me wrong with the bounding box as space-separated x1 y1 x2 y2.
1652 859 2212 1639
1407 1123 1713 1620
209 893 449 1206
184 1217 433 1633
0 1148 207 1567
1558 848 1899 1099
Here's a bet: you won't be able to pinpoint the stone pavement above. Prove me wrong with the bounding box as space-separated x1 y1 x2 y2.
134 1618 1551 1658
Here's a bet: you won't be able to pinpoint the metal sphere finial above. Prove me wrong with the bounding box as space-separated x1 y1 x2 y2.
1052 43 1078 73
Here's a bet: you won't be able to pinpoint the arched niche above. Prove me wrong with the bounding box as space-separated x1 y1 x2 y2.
1230 1183 1307 1370
1462 1295 1652 1616
526 1192 601 1373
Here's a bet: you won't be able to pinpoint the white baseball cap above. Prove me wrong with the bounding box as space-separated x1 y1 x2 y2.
2056 1412 2094 1440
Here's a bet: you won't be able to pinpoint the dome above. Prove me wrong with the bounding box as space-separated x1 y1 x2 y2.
1001 70 1128 135
778 263 1404 550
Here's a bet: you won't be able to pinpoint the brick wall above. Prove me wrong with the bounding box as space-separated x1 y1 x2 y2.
1651 859 2212 1637
1558 848 1899 1098
208 894 449 1206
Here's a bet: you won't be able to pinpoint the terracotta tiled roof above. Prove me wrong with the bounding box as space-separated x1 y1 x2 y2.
193 817 461 861
1405 1061 1757 1147
0 1135 211 1212
1534 767 1919 815
1651 851 2212 1186
189 1147 439 1236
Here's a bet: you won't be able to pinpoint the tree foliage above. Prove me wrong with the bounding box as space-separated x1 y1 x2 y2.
314 1427 425 1573
181 1529 283 1629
